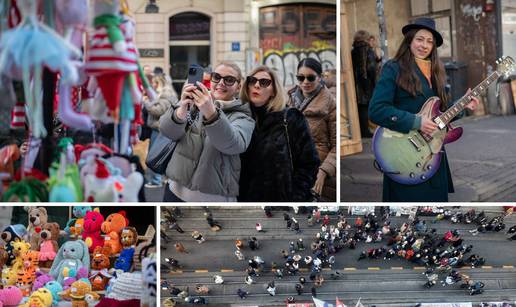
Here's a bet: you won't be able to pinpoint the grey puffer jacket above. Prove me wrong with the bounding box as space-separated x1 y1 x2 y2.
159 99 255 197
144 86 178 130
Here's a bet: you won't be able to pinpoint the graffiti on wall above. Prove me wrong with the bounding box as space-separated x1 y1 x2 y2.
263 41 336 87
460 4 483 22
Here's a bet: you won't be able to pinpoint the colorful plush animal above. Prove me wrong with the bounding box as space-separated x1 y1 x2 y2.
38 222 60 268
19 287 53 307
101 211 129 254
32 271 54 291
44 280 63 306
1 224 28 265
62 267 88 290
1 267 16 286
0 286 23 306
65 206 92 239
114 247 134 272
120 226 138 248
49 240 90 285
59 280 100 307
82 209 105 253
17 249 40 296
83 159 117 202
9 240 31 277
27 207 48 250
89 245 112 291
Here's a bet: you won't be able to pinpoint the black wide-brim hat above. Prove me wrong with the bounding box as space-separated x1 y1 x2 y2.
402 17 443 47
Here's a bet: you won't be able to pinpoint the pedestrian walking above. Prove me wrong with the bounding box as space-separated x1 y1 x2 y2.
169 221 185 233
245 275 254 285
311 286 317 297
235 239 244 250
313 209 321 223
249 237 259 250
264 207 273 217
175 242 188 254
289 241 296 254
297 238 305 251
275 268 283 279
237 289 248 299
266 281 276 296
192 231 205 243
235 249 245 260
295 283 303 295
292 219 301 233
307 214 314 226
256 223 265 232
322 214 330 226
299 277 306 285
213 275 224 284
206 213 222 231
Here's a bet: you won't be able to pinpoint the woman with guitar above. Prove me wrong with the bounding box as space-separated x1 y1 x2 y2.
368 17 480 201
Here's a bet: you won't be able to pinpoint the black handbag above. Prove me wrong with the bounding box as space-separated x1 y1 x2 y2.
145 133 177 174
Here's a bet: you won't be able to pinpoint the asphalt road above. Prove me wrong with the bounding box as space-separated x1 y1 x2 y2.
161 206 516 306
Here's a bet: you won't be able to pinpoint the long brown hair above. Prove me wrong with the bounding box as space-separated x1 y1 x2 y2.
394 28 448 109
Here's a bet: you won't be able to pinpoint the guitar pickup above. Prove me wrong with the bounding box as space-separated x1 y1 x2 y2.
433 117 446 129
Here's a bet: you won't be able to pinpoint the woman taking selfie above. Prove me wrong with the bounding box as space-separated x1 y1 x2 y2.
288 58 336 201
368 17 479 201
239 65 319 202
159 61 255 202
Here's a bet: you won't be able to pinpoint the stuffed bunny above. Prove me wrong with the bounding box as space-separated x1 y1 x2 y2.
49 240 90 285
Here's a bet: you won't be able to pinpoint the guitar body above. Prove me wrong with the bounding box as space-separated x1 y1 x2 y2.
372 96 463 185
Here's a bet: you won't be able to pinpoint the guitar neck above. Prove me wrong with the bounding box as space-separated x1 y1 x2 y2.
438 71 500 125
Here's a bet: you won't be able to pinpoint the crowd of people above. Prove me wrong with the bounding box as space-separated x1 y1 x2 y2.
161 207 515 305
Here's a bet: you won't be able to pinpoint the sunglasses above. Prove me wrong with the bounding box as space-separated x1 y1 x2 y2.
246 76 273 88
296 74 317 82
211 73 239 86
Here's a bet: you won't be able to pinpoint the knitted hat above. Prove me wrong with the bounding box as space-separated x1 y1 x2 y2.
107 272 143 301
74 143 113 162
11 224 28 238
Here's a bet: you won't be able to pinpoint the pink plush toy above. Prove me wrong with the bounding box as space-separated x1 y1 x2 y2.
0 286 23 306
82 209 105 253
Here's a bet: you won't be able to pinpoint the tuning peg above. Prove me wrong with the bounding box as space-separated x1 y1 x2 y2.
496 59 500 64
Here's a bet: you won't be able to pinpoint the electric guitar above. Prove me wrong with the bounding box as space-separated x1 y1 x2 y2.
372 56 515 185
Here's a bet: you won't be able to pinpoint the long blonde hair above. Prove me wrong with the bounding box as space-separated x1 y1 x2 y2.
240 66 286 112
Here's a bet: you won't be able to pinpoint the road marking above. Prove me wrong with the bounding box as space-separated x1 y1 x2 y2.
391 267 403 270
322 268 331 271
169 270 183 274
299 268 309 272
481 266 493 269
368 267 381 271
195 269 209 273
343 267 356 271
220 269 233 272
413 266 426 270
503 265 514 269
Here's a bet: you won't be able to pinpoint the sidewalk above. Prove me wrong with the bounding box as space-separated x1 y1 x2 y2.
341 115 516 202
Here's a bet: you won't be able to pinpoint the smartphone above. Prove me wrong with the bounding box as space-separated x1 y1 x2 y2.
187 64 204 88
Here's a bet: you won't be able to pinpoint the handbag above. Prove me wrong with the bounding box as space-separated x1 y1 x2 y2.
282 108 319 202
145 133 177 174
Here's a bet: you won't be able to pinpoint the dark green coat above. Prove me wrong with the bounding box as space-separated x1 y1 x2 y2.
368 60 454 202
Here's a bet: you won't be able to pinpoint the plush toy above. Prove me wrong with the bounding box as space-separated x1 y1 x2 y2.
19 287 53 307
49 240 90 285
44 280 63 306
48 153 84 202
82 209 105 253
101 211 128 254
62 267 88 290
38 222 60 268
89 245 113 291
32 271 54 291
9 239 31 277
1 178 48 202
59 280 100 307
0 0 81 138
114 171 144 202
17 249 40 296
27 207 48 249
83 159 117 202
65 206 92 239
120 227 138 249
1 224 27 265
114 247 134 272
0 245 9 268
75 143 113 165
1 266 16 286
141 255 157 307
0 286 23 306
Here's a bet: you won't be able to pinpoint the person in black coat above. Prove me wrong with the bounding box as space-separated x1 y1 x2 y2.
238 65 320 202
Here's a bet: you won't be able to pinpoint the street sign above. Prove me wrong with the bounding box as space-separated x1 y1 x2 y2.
138 48 164 58
232 42 240 52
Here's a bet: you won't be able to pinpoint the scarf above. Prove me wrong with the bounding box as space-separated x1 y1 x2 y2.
415 58 432 88
292 83 324 112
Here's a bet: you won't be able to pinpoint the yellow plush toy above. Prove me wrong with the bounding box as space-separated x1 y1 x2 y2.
20 288 53 307
59 280 100 307
9 240 31 276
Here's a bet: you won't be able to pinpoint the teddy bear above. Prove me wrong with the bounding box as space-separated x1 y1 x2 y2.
44 280 64 306
0 286 23 306
82 209 105 253
59 280 100 307
1 224 28 265
65 206 92 239
38 222 60 268
89 245 113 291
49 240 90 285
101 211 129 254
19 287 53 307
27 207 48 250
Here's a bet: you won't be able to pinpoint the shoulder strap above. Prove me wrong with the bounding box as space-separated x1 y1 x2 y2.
283 108 294 172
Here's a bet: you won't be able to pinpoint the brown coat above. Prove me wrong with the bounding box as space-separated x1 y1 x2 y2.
289 86 336 177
